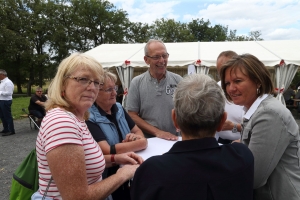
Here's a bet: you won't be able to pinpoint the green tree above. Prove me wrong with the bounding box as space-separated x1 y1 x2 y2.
248 30 263 41
206 24 228 41
46 0 74 65
187 18 211 41
70 0 131 50
0 0 33 93
187 18 229 42
227 30 263 41
151 18 194 42
126 22 152 43
25 0 52 90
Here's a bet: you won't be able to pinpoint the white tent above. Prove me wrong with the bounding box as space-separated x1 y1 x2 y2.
85 40 300 105
85 40 300 67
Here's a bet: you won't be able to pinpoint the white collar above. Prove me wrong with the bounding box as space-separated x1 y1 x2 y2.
243 94 268 120
0 77 7 82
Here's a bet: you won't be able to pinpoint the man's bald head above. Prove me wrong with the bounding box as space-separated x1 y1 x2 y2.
216 51 238 75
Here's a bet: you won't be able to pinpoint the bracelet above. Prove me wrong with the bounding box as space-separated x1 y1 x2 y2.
110 145 116 154
111 154 116 164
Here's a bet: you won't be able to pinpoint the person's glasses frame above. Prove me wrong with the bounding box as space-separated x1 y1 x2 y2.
146 53 169 60
100 85 118 93
36 91 42 93
66 76 103 89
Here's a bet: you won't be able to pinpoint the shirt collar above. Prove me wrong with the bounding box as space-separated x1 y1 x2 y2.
243 94 268 120
147 70 167 81
95 103 118 116
0 77 8 83
166 137 220 155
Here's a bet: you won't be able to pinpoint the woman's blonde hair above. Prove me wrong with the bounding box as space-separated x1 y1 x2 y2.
103 70 117 84
45 53 104 118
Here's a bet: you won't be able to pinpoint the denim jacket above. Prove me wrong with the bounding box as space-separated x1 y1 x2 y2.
88 103 130 145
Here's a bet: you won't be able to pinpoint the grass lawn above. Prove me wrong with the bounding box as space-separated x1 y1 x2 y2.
12 97 31 120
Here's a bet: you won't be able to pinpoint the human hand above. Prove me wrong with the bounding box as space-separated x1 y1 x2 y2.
155 130 178 141
115 152 144 165
231 139 241 143
221 120 234 131
122 133 144 143
116 164 139 180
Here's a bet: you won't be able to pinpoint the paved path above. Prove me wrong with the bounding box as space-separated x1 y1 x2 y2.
0 118 38 200
1 113 300 200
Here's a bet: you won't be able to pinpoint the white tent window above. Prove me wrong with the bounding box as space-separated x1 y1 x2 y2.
116 63 134 106
194 59 210 75
196 65 210 75
275 61 298 105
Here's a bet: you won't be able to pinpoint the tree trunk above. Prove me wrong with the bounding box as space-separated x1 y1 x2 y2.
14 56 23 94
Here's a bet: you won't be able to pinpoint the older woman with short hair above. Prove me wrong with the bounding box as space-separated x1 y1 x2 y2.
131 74 254 200
87 70 147 200
32 53 142 200
220 54 300 200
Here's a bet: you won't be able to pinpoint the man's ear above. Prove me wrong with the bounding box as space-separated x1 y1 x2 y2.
216 112 227 132
144 56 149 65
171 109 179 129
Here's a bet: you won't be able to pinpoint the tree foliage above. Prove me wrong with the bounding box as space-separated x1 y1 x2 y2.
0 0 264 93
0 0 33 93
227 30 263 41
187 18 228 41
150 18 194 42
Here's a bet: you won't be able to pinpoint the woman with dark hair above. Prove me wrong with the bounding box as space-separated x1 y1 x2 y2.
221 54 300 200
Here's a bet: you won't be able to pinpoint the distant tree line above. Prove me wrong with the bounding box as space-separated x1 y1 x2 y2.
0 0 263 94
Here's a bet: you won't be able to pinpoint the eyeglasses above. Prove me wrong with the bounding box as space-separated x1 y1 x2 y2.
36 91 42 93
66 76 103 89
146 53 169 60
100 85 118 93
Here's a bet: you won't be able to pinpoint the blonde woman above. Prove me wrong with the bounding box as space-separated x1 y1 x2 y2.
32 53 142 200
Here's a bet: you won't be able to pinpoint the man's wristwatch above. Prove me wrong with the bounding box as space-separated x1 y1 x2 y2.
232 123 238 133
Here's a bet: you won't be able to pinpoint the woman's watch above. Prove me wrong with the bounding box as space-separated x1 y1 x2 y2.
232 123 238 133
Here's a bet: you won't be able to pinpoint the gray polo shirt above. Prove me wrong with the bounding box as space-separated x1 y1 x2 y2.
126 70 182 136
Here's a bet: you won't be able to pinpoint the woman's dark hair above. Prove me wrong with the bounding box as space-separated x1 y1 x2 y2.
220 54 274 101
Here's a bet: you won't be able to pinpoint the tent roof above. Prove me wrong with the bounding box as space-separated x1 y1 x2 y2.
85 40 300 68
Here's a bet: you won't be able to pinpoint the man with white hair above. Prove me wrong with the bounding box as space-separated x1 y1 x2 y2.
131 74 254 200
126 39 182 140
0 69 15 136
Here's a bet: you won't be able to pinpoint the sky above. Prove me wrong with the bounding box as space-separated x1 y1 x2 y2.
109 0 300 40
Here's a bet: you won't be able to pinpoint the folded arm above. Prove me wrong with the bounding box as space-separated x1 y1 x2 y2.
98 127 148 155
